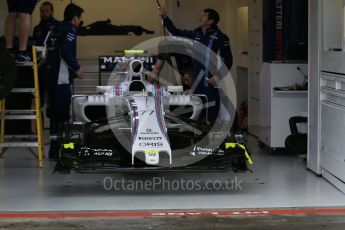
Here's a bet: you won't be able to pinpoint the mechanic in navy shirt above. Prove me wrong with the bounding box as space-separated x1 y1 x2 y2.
46 3 84 160
158 7 233 122
33 1 59 110
33 1 59 46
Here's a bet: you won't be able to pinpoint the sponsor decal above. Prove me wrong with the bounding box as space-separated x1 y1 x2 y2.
145 150 159 157
99 56 155 71
79 147 113 157
151 210 270 217
100 56 154 65
213 148 225 156
275 0 284 60
93 149 113 157
139 142 163 147
140 128 159 135
138 137 163 141
189 146 214 156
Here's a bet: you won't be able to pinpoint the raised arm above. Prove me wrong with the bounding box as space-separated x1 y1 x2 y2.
158 7 194 39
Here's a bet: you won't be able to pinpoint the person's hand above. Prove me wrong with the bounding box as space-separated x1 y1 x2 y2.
75 67 84 79
208 76 220 86
149 70 159 84
158 7 167 18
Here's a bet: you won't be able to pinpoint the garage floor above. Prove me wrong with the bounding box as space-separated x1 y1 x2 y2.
2 213 345 230
0 136 345 212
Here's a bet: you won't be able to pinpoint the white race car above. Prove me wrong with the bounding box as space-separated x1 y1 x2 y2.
54 59 252 173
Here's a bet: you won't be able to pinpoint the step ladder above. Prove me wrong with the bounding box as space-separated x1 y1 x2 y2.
0 46 45 168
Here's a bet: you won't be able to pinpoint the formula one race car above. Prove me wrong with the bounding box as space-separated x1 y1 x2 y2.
54 59 253 173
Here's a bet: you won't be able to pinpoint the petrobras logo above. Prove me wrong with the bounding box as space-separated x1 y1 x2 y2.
138 137 163 141
189 146 214 157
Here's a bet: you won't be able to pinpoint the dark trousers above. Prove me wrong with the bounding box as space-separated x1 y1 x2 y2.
194 86 220 123
48 84 72 136
7 0 37 14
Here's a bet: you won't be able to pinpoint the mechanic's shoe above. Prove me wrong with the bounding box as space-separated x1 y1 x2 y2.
49 140 60 161
16 51 32 64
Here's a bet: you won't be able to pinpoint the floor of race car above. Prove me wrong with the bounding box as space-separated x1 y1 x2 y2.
0 136 345 212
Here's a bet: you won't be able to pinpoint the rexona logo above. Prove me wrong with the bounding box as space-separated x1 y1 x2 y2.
189 146 214 156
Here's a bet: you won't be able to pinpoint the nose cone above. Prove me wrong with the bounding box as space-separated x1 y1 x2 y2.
145 150 160 165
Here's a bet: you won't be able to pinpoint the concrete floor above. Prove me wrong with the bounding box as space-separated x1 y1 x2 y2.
0 136 345 212
1 214 345 230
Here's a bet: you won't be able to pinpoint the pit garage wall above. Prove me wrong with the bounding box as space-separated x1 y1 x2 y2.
309 0 345 192
308 0 321 174
40 0 166 59
0 0 165 58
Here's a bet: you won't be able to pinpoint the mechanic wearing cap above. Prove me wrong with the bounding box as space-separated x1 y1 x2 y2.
158 7 233 122
4 0 37 64
45 3 84 160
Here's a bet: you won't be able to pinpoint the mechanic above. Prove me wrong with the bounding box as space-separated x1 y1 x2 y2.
33 1 59 46
33 1 59 105
158 7 233 122
150 38 193 85
4 0 37 63
45 3 84 160
180 69 194 95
